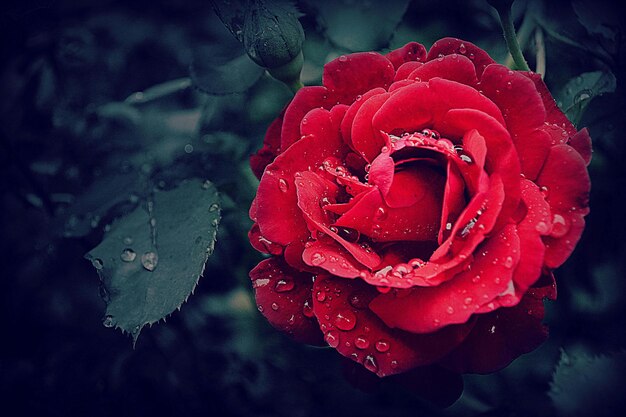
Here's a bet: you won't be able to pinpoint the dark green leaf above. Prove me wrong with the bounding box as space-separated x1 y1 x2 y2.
85 179 221 341
190 47 264 95
550 349 626 417
558 71 616 126
305 0 410 52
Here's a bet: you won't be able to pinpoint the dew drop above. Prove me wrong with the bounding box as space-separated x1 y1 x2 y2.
271 302 279 311
349 293 367 309
458 43 467 54
551 213 569 237
504 256 514 269
535 221 549 234
334 310 357 331
120 248 136 262
257 304 264 313
311 252 326 266
446 306 454 314
355 335 370 349
303 300 314 317
278 178 289 193
209 203 220 212
91 258 104 270
390 360 399 369
336 226 360 243
102 315 115 328
123 236 133 245
141 251 158 271
364 355 378 372
375 340 390 353
275 279 294 292
325 330 340 348
316 290 326 302
339 55 348 62
375 206 388 221
464 297 473 305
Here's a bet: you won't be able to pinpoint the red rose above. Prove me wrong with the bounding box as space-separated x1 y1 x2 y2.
248 38 591 377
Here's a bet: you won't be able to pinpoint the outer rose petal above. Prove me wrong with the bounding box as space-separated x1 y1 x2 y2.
427 37 495 78
323 52 395 103
312 275 474 377
385 42 427 69
351 92 391 162
250 258 323 345
340 87 387 149
441 274 557 374
523 72 577 137
568 128 592 166
408 54 478 86
281 86 333 151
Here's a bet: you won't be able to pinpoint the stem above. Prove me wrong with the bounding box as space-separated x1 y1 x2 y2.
534 27 546 78
497 6 530 71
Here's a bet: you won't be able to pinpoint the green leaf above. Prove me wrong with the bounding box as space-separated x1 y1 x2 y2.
190 46 264 95
550 349 626 417
558 71 616 126
85 179 221 341
305 0 410 52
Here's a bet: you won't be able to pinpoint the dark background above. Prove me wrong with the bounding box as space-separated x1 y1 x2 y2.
1 0 625 416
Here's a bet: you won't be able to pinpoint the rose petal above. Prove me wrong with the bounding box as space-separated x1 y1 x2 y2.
281 86 333 151
438 162 466 245
368 150 395 196
394 61 424 82
351 92 391 162
373 78 505 137
408 54 478 86
523 72 577 137
302 239 362 278
340 88 387 149
257 112 349 245
537 144 591 214
295 171 381 269
370 224 520 333
568 128 592 166
427 37 495 78
441 274 557 374
250 258 323 345
323 52 396 102
249 223 283 255
543 213 586 268
312 275 474 377
385 42 427 69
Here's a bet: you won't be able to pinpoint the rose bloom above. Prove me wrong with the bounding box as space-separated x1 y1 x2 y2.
248 38 591 377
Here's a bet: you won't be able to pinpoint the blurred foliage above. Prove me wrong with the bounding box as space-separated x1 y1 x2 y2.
0 0 625 416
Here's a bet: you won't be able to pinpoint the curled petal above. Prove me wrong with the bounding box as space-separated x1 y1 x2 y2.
427 37 495 78
385 42 427 69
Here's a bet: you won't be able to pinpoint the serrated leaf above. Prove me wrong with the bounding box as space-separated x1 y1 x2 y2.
85 179 221 341
190 45 264 95
558 71 616 126
304 0 409 52
550 349 626 417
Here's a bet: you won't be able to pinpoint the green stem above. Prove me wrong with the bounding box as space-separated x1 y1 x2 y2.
498 6 530 71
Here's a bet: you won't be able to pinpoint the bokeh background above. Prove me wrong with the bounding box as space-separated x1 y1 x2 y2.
1 0 625 416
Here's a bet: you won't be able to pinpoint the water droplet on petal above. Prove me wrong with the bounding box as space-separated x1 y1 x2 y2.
336 226 360 243
375 340 390 353
120 248 136 262
303 300 314 317
271 302 279 311
275 279 294 292
458 43 467 54
551 213 569 237
278 178 289 193
464 297 473 305
334 310 357 331
311 252 326 266
141 251 158 271
535 221 549 234
257 304 264 313
325 330 340 348
355 336 369 349
504 256 514 269
339 55 348 62
446 306 454 314
364 355 378 373
316 290 326 302
375 207 388 221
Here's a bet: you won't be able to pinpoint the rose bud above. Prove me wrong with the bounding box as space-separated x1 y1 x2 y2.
243 0 304 82
249 38 591 378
